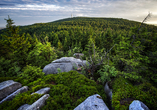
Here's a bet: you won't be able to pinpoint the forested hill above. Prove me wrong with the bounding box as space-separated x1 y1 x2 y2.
15 17 156 35
1 17 157 51
0 16 157 109
1 17 157 38
16 17 157 86
12 17 156 50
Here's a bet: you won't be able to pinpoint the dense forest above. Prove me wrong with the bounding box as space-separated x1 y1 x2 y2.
0 16 157 110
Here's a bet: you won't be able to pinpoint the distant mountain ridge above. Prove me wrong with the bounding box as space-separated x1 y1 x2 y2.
1 17 157 37
17 17 157 35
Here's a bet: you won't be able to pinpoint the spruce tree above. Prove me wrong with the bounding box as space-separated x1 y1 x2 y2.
1 16 31 67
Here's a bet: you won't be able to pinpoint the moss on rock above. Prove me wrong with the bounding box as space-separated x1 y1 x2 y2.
0 92 42 110
112 76 157 110
0 70 108 110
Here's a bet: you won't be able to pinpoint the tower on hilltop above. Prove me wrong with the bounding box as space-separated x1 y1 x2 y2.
71 14 73 18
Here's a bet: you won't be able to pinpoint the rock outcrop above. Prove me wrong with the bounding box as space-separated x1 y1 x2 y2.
129 100 150 110
43 57 89 75
73 53 84 59
31 87 50 95
104 82 112 100
0 86 28 104
18 94 50 110
104 82 113 109
0 80 22 101
74 94 109 110
18 87 50 110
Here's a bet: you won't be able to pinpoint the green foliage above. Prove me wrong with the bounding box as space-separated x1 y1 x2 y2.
18 65 45 85
137 51 157 87
66 46 82 57
26 36 57 68
119 71 142 82
0 16 33 68
3 70 107 110
57 40 63 51
0 39 13 58
40 71 108 109
66 49 74 57
112 76 157 110
0 16 157 109
97 65 118 84
0 57 21 77
0 92 42 110
0 77 18 83
82 35 116 81
81 61 90 77
57 68 62 73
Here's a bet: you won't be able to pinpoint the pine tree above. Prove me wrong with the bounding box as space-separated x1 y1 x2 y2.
57 40 63 50
63 37 68 51
1 16 32 67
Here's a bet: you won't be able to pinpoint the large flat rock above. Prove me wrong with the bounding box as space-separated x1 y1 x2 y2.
74 94 109 110
129 100 150 110
43 57 89 75
0 80 22 101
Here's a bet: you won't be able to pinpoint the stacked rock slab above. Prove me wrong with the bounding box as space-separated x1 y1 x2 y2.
43 57 89 75
18 94 50 110
0 80 28 104
31 87 50 95
74 94 109 110
18 87 50 110
0 80 22 101
0 86 28 104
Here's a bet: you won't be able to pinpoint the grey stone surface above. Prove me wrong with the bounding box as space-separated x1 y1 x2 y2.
74 94 109 110
129 100 150 110
104 82 112 100
31 87 50 95
26 94 50 110
73 53 84 59
43 57 89 75
17 104 31 110
18 94 50 110
0 86 28 104
0 80 22 101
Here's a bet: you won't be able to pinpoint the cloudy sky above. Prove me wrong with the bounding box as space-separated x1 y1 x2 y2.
0 0 157 27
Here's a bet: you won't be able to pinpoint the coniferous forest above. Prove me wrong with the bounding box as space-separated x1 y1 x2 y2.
0 16 157 110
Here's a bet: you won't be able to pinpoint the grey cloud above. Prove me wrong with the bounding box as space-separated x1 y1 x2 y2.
0 0 157 27
0 4 15 6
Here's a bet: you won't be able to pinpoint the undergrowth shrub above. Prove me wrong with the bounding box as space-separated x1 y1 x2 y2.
112 76 157 110
25 71 108 110
0 92 42 110
18 65 44 85
26 37 57 69
0 77 18 83
97 64 118 85
0 70 108 110
0 57 21 77
119 71 143 82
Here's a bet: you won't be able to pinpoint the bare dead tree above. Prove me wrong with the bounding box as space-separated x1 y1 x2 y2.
131 13 151 46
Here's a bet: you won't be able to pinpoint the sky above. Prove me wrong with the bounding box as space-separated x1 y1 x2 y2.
0 0 157 27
